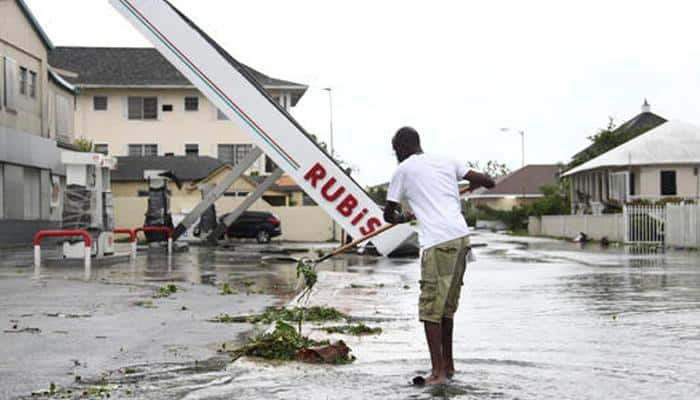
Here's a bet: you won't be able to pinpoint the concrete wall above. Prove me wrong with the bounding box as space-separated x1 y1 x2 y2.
113 196 335 242
529 214 624 241
0 0 49 137
639 165 699 198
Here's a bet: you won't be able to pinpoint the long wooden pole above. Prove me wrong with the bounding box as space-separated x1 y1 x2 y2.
315 185 473 263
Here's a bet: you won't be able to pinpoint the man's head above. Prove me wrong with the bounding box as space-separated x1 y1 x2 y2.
392 126 422 163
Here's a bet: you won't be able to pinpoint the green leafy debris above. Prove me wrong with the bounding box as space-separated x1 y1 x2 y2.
296 260 318 302
232 320 328 361
153 284 178 298
220 282 236 295
210 306 348 324
133 300 156 308
323 323 382 336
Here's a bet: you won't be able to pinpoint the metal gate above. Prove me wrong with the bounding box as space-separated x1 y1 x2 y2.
623 205 666 244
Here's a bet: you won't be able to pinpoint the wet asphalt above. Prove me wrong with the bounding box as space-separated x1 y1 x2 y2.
2 233 700 399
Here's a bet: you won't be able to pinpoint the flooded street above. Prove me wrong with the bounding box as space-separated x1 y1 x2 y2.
3 233 700 399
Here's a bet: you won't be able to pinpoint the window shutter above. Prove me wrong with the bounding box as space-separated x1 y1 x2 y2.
4 57 18 111
143 97 158 119
128 97 142 120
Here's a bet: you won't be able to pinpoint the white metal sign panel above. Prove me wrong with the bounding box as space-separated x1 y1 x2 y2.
109 0 414 255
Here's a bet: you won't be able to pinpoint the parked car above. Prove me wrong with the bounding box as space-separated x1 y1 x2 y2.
220 211 281 243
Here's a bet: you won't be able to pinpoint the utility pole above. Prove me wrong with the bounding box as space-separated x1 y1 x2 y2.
323 87 337 241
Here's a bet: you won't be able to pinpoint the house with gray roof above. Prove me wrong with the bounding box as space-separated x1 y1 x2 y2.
468 165 560 211
48 46 308 175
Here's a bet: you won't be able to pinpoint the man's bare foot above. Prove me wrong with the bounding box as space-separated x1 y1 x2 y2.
425 373 448 385
412 373 448 386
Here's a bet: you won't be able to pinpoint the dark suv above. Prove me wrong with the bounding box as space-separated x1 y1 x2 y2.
221 211 281 243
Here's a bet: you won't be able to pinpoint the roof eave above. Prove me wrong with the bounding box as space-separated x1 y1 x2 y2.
48 70 77 94
15 0 53 50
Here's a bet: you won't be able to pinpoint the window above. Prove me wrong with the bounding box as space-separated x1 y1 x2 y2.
217 144 253 165
127 96 158 120
19 67 27 95
128 144 158 156
29 71 37 98
162 104 173 112
660 171 677 196
4 57 18 111
629 172 636 196
185 144 199 156
94 143 109 155
184 96 199 111
93 96 108 111
217 108 229 120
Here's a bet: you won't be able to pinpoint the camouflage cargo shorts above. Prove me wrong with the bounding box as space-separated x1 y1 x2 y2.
418 236 470 323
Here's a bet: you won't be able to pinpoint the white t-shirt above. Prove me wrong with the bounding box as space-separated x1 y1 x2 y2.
387 153 470 249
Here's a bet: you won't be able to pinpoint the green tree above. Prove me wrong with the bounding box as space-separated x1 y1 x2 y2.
73 137 93 152
568 117 659 169
367 185 387 205
467 160 511 178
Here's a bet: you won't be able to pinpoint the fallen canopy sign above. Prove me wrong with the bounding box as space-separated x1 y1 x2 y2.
109 0 415 255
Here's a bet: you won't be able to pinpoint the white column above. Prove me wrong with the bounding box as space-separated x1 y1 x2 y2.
84 244 91 280
34 245 41 277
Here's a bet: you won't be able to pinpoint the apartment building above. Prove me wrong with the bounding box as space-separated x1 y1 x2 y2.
49 46 308 174
0 0 78 245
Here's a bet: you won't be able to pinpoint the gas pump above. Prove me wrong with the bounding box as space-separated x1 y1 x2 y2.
61 152 117 258
143 170 181 243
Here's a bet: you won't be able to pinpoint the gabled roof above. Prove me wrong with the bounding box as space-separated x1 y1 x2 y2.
112 155 225 182
48 46 308 105
469 164 560 198
15 0 53 50
563 120 700 176
571 105 667 161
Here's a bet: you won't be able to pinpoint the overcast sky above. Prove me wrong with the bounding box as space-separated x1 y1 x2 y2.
25 0 700 186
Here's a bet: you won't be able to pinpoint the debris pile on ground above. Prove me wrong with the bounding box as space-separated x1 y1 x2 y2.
322 323 382 336
153 284 178 298
210 306 348 324
231 320 354 364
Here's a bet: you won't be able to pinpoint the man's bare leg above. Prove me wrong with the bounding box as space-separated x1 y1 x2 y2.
424 321 448 385
442 317 455 378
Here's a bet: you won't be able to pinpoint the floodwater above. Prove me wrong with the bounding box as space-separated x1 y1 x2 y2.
6 233 700 399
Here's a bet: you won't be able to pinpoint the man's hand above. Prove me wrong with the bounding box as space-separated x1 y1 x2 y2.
465 170 496 190
383 201 414 224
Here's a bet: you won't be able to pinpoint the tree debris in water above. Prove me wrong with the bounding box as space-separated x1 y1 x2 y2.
220 282 236 295
296 260 317 303
210 306 348 324
231 320 354 364
322 323 382 336
153 284 178 298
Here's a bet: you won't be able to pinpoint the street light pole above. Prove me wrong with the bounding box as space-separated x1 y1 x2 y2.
323 88 334 158
323 87 337 241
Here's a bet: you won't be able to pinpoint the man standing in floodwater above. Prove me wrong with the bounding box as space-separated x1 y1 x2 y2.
383 126 495 385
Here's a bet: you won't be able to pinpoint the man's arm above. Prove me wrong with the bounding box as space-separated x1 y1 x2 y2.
464 170 496 191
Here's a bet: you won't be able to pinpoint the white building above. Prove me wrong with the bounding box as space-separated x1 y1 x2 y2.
49 46 308 174
564 119 700 213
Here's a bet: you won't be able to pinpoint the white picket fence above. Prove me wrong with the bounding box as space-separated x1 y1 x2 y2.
624 204 700 248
